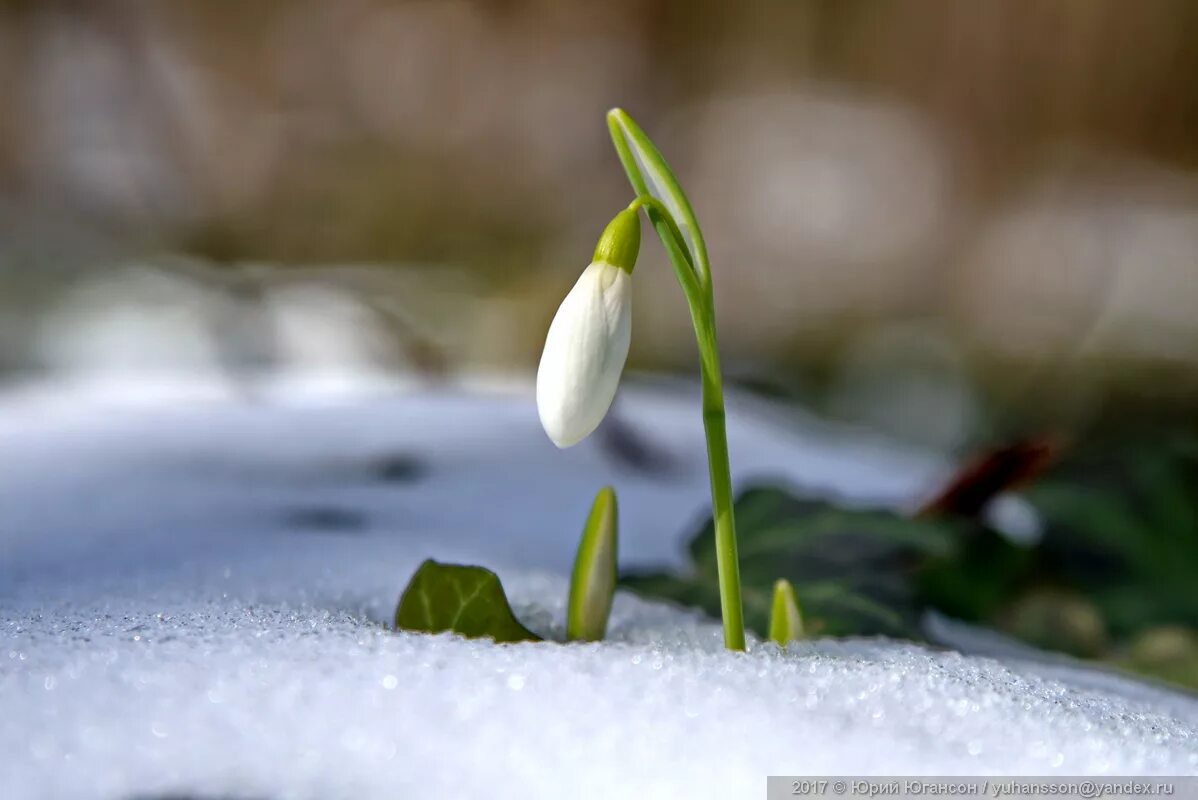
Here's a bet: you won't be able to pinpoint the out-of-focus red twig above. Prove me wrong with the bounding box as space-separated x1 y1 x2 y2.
917 437 1065 519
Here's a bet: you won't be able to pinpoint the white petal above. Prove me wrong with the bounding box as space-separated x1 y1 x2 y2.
536 262 632 448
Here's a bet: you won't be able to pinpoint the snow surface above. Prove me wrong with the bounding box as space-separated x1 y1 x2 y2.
2 377 1196 799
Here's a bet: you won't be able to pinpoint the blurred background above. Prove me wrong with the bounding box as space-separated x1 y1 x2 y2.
1 1 1196 685
4 0 1198 426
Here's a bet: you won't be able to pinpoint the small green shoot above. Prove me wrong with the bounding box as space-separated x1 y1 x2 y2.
567 486 619 642
768 578 804 645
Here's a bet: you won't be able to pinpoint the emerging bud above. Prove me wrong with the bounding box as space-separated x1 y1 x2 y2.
566 485 619 642
768 578 804 645
536 212 640 448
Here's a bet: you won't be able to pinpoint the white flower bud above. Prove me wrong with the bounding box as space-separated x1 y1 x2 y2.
536 210 639 448
536 259 633 448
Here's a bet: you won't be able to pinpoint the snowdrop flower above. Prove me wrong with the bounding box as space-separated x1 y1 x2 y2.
537 209 640 448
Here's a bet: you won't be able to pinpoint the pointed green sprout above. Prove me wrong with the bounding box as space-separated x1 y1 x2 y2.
567 486 619 642
768 578 805 645
607 108 746 651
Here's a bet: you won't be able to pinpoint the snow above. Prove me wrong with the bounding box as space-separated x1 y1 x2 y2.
2 377 1196 799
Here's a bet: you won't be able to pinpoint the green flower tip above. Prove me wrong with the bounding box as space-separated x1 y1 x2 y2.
592 208 640 274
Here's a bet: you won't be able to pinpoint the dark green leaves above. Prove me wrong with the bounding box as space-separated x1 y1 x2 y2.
619 429 1197 690
395 560 540 643
1021 436 1198 639
688 488 957 577
622 485 969 638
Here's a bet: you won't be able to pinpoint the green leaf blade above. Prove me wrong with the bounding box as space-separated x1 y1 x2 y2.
606 108 708 278
395 560 541 643
567 486 619 642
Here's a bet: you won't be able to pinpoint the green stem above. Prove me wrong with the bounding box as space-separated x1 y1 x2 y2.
608 108 745 651
629 197 745 652
625 196 702 305
696 318 746 651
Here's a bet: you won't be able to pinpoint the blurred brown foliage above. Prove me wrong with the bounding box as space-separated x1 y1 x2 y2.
2 1 1197 431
